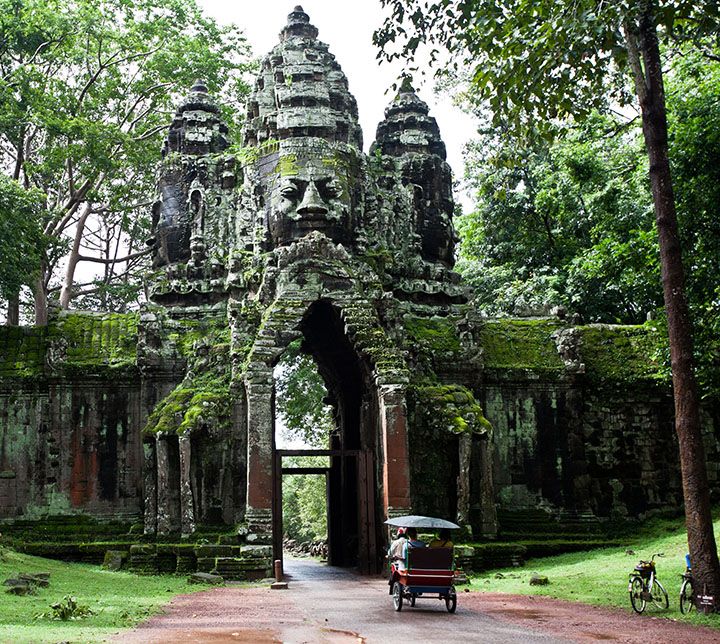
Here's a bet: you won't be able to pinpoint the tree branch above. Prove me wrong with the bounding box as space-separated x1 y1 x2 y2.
76 248 151 264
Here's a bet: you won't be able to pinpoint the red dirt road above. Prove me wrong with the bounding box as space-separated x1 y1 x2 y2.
114 559 720 643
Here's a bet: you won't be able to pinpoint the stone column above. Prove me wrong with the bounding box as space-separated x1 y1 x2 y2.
379 384 411 517
245 370 274 543
178 435 196 537
142 440 157 536
479 436 498 538
156 436 172 536
456 433 472 533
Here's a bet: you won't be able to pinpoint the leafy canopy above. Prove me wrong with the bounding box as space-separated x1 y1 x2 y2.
0 176 45 299
0 0 253 311
275 340 335 449
374 0 720 132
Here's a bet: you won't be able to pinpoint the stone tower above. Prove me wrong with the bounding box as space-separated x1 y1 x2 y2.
141 5 494 572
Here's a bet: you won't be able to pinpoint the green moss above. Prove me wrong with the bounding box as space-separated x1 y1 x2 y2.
411 384 492 436
578 323 669 385
404 316 461 355
0 326 47 378
143 332 233 436
361 247 395 275
275 153 298 176
478 319 565 372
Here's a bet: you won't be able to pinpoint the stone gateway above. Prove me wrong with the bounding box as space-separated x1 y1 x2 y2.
1 7 718 577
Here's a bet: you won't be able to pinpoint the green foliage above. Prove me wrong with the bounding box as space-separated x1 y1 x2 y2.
457 114 659 322
282 457 328 543
667 54 720 396
44 595 94 621
0 547 204 642
0 0 254 312
275 340 334 448
0 177 46 299
374 0 718 133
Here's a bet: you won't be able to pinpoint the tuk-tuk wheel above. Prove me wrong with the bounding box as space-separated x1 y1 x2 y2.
393 582 403 612
446 587 457 613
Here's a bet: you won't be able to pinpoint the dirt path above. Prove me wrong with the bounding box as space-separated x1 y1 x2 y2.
114 559 719 643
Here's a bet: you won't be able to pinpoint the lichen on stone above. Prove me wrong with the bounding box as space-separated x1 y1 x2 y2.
410 384 492 437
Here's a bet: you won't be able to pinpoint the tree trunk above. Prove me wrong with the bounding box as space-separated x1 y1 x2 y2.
59 204 91 309
32 271 48 326
631 4 720 601
6 293 19 326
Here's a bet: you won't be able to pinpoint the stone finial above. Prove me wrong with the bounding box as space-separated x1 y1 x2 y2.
371 84 445 159
281 5 318 41
163 81 229 157
244 7 362 149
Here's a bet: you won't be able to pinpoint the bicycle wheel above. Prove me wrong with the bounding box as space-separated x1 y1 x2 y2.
651 578 669 610
629 576 646 614
680 578 695 614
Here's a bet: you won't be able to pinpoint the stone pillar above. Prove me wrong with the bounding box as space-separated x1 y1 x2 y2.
245 370 274 543
178 434 196 537
379 384 411 517
479 436 498 538
156 436 172 536
142 440 157 536
456 433 472 533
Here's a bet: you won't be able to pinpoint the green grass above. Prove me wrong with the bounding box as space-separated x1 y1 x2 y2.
470 514 720 628
0 546 206 643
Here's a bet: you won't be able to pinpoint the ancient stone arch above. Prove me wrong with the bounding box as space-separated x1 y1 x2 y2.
140 6 495 571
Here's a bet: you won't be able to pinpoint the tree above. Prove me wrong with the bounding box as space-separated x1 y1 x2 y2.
275 340 335 449
375 0 720 599
0 0 252 322
457 113 660 322
0 176 46 324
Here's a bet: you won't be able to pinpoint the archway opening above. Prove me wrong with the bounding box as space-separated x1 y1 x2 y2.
271 300 378 571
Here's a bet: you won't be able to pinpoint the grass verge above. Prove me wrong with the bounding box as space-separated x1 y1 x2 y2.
469 514 720 628
0 546 206 643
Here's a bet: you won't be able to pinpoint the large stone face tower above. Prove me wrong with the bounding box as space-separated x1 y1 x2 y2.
142 5 492 572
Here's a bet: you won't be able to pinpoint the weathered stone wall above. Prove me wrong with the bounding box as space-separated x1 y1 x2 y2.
0 312 145 521
480 380 685 519
0 380 144 520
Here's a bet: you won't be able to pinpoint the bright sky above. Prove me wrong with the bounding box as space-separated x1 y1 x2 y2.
196 0 477 210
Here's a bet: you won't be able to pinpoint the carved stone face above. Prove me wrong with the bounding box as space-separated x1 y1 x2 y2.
263 152 359 249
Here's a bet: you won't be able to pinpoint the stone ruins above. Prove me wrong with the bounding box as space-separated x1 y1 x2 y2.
1 7 718 576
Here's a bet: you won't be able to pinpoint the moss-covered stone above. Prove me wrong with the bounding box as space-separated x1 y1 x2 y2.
404 315 461 356
578 323 669 385
411 384 492 436
144 323 233 436
477 318 565 372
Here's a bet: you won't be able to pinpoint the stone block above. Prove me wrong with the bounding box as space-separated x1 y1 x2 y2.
195 557 216 572
188 572 224 585
102 550 127 571
194 544 233 558
240 545 273 558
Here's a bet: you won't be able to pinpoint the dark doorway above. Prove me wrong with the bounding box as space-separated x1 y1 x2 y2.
271 300 380 573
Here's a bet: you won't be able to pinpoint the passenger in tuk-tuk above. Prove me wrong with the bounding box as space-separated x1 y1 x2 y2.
429 528 453 549
404 527 426 552
388 527 407 593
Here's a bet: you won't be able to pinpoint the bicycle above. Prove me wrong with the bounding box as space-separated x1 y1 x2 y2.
628 553 669 614
679 554 695 614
